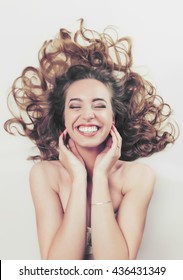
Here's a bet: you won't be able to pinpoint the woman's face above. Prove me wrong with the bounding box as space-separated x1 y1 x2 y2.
64 79 114 149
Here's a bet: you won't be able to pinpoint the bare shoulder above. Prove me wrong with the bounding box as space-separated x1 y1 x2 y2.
29 160 62 193
30 160 60 176
121 161 156 196
123 161 156 180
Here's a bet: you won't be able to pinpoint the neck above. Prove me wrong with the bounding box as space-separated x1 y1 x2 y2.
75 144 104 180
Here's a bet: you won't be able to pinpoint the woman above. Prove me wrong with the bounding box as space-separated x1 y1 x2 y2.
4 20 177 260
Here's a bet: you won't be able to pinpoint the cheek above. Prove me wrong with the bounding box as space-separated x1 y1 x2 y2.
64 120 73 132
102 110 114 124
64 109 74 127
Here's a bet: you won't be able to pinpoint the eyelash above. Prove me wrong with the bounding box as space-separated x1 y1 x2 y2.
94 105 106 108
69 105 106 109
69 106 81 109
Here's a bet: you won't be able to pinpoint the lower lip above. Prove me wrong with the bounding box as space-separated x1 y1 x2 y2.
76 128 99 137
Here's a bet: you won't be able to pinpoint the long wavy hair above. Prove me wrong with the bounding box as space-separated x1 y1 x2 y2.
4 19 177 161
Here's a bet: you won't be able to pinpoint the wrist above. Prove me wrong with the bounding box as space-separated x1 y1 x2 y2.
92 172 108 186
72 167 87 179
93 170 108 181
72 174 87 188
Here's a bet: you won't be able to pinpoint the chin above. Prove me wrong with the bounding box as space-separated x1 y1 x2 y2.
68 129 110 149
75 138 108 150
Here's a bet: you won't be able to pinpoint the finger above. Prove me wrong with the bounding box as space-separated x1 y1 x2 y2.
110 127 121 158
110 127 118 148
62 128 68 143
68 139 84 162
59 132 64 147
102 137 112 153
59 128 68 146
68 138 79 155
112 125 122 148
59 133 70 155
113 125 122 140
105 136 112 148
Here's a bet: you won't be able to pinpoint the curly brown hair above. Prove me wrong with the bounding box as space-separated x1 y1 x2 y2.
4 19 177 161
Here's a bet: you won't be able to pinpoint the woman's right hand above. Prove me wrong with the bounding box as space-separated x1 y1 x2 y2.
59 129 87 182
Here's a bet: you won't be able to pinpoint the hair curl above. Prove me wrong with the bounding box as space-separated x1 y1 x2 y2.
4 19 177 161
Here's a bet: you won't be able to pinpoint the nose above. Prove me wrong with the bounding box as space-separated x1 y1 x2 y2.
81 107 95 121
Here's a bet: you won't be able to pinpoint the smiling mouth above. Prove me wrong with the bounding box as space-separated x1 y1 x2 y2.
77 125 100 135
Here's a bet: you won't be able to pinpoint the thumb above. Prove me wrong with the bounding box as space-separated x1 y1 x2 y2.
105 136 112 148
68 139 84 161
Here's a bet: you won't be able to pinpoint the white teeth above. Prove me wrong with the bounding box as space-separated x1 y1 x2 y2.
78 126 98 133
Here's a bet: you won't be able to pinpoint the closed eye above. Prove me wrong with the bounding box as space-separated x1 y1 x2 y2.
69 104 81 109
93 104 106 108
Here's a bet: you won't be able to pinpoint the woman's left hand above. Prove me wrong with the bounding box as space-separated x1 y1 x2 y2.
93 125 122 176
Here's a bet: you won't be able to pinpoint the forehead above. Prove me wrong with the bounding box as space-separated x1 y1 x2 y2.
65 79 112 101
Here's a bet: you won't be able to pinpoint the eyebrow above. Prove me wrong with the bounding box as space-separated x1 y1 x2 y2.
68 98 107 103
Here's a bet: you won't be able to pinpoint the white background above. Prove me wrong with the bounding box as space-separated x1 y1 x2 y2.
0 0 183 259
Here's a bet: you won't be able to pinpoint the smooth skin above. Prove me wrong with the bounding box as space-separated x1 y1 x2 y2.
30 79 155 260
